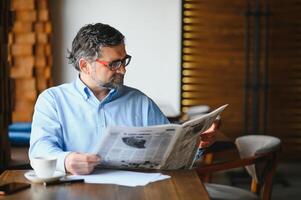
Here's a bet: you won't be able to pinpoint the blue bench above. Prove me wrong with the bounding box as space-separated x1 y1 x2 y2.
8 122 31 146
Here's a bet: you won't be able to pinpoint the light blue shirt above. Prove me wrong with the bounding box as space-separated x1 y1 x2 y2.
29 76 169 172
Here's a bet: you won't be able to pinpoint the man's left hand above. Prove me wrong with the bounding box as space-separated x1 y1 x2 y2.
199 120 220 148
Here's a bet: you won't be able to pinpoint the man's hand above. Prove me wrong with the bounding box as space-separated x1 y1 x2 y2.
65 152 100 175
199 120 220 148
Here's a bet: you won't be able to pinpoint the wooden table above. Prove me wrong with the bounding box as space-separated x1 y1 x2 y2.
0 170 210 200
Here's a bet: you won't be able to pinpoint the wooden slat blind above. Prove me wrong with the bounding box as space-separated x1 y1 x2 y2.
181 0 301 160
267 0 301 159
181 0 246 139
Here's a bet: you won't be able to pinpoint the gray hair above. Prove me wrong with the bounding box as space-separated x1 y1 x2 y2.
67 23 125 71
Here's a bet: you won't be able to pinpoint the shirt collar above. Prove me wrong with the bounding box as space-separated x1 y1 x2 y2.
75 75 120 102
75 75 90 100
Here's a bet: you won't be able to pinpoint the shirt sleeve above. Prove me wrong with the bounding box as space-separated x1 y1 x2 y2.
29 90 71 173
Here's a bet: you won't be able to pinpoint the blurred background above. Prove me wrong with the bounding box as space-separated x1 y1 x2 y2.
1 0 301 199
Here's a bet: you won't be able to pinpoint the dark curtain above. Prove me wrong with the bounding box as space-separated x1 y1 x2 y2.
0 0 12 172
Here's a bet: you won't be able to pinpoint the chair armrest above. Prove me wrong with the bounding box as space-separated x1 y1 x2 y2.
196 156 256 175
196 151 273 175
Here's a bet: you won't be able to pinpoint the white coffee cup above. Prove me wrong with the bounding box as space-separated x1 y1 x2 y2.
31 157 57 178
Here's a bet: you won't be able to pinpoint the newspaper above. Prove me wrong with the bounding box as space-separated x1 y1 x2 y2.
96 104 228 170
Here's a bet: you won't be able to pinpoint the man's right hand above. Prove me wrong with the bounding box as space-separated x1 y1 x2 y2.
65 152 101 175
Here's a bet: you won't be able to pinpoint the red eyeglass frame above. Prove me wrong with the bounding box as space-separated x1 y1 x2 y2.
95 55 131 71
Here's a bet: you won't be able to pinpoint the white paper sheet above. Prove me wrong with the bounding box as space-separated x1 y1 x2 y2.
67 169 170 187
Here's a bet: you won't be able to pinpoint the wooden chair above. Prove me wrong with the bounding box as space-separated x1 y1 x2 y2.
200 138 237 182
196 135 281 200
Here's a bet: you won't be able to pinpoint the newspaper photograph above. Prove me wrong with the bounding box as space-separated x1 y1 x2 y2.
97 104 228 170
97 124 181 169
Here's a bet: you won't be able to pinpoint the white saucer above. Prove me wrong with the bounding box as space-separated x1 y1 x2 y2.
24 170 66 183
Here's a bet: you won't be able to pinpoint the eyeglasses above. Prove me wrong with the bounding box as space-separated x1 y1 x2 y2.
95 55 132 71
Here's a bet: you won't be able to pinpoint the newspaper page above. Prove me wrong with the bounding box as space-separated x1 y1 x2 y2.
161 104 228 169
97 124 181 169
97 104 228 170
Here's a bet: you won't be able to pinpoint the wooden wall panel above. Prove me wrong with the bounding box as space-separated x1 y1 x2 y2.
9 0 53 122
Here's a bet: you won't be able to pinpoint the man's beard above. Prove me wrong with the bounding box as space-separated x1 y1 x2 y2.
99 74 124 90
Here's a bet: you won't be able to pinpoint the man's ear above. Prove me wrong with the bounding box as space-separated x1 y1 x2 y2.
79 58 90 74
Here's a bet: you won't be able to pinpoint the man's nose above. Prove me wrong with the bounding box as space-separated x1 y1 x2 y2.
116 64 126 74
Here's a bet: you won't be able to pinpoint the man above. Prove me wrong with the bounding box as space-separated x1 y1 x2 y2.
29 23 218 175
